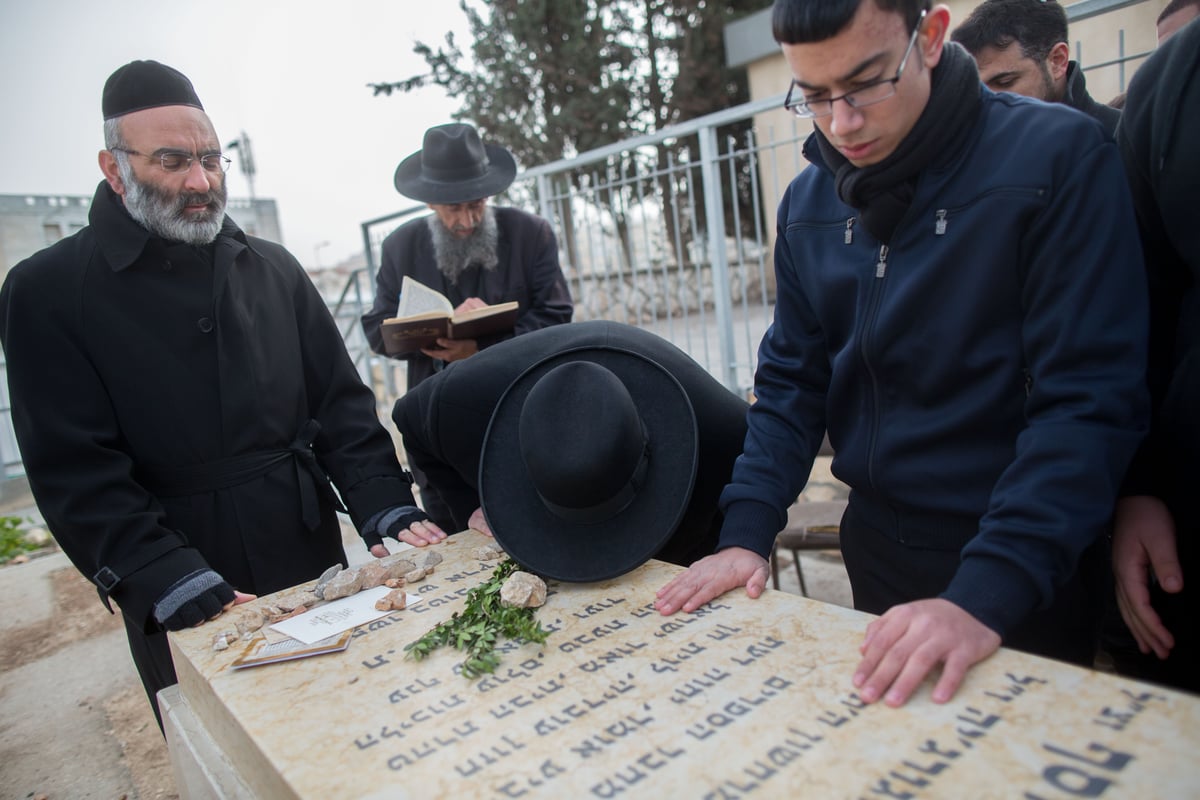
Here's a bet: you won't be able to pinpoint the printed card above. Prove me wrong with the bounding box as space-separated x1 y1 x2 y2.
269 586 422 645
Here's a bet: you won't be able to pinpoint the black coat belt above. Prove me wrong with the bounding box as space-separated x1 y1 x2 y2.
93 421 345 613
137 419 345 531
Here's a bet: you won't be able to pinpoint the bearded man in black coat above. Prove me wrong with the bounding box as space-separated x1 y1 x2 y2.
0 61 429 728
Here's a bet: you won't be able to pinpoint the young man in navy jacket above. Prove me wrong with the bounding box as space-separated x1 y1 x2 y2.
656 0 1149 707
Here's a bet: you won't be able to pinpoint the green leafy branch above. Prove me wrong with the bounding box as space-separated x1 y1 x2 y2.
405 559 549 678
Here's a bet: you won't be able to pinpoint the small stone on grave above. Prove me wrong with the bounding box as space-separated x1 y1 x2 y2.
374 589 408 612
356 561 388 590
404 567 431 583
379 555 417 582
212 630 237 651
410 550 444 570
313 564 343 599
232 609 266 636
266 605 308 623
273 590 318 612
474 542 506 561
500 572 547 608
322 569 364 600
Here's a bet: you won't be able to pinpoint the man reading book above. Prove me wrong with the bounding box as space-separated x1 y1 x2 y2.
361 122 574 529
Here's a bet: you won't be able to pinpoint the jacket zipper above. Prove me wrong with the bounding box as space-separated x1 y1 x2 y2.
862 243 890 490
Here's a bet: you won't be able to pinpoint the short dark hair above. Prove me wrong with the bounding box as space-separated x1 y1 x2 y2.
1158 0 1200 25
772 0 931 45
951 0 1068 63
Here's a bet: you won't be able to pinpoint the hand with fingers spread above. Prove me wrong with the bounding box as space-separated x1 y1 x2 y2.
1112 495 1183 659
362 504 448 558
654 547 769 615
852 598 1001 708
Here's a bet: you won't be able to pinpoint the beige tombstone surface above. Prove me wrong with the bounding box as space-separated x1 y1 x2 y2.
164 531 1200 800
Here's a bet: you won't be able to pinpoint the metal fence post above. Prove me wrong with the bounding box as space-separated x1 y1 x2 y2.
697 123 740 393
535 173 554 226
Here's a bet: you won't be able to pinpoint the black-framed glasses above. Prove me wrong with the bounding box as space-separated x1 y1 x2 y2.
783 9 927 119
111 147 231 173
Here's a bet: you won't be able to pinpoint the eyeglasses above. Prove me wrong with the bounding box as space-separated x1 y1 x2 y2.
111 147 231 173
783 9 927 119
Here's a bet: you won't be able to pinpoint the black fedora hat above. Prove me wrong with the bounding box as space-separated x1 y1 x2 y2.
393 123 517 204
478 347 699 582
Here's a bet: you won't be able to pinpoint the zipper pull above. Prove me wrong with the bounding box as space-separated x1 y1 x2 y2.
844 217 855 244
935 209 947 236
875 245 889 278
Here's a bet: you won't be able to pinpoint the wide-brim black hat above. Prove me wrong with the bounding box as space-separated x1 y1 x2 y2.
394 123 517 204
478 346 699 583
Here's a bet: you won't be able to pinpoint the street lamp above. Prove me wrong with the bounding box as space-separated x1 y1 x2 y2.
314 240 331 270
224 131 256 199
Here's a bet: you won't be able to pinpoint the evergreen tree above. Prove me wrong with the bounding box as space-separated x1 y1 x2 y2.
372 0 634 170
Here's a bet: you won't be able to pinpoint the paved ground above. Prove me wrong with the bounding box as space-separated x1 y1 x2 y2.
0 459 850 799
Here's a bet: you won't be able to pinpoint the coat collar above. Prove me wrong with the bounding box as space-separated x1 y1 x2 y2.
88 180 248 272
1062 61 1120 136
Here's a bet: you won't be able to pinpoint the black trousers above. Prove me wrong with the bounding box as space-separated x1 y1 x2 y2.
839 498 1103 667
1105 584 1200 693
123 613 177 733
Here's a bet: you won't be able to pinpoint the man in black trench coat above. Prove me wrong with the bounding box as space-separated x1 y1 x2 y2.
0 60 429 728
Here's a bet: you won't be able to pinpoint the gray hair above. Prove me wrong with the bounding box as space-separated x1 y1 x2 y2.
102 117 126 151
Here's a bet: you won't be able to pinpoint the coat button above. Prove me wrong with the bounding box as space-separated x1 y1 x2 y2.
197 317 214 333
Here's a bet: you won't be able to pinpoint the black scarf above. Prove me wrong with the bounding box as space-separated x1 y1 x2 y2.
815 41 982 244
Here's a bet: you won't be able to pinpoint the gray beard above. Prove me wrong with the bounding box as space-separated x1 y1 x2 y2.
118 159 227 245
427 206 499 285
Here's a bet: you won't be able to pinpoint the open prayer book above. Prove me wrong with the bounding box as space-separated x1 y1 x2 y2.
380 276 519 356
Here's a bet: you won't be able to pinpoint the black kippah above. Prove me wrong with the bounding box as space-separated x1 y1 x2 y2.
102 60 204 120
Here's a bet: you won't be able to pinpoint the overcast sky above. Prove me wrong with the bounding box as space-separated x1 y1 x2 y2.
0 0 474 269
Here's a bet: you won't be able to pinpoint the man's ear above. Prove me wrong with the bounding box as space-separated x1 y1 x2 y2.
922 5 953 70
98 149 126 196
1046 41 1071 83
